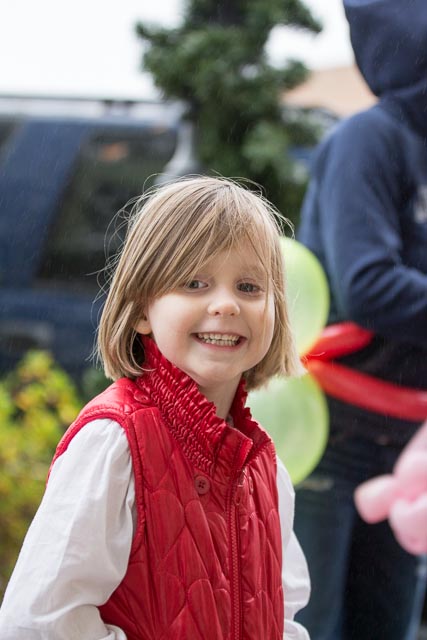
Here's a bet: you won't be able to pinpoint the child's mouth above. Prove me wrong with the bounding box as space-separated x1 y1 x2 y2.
196 333 242 347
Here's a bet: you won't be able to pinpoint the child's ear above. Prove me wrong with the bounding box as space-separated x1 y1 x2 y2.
135 315 152 335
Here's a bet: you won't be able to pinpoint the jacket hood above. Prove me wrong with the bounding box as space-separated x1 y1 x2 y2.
344 0 427 137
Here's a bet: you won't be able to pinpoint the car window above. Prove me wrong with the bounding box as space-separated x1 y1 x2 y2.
36 124 176 294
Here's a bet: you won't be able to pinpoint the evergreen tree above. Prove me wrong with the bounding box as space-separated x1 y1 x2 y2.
136 0 322 224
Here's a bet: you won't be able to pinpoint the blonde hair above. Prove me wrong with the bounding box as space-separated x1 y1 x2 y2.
98 176 301 390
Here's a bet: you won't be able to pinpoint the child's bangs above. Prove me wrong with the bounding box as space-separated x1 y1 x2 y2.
229 201 279 279
130 178 284 300
202 191 279 276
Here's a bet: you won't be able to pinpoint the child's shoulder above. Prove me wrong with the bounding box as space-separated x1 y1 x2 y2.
80 377 152 421
49 377 155 479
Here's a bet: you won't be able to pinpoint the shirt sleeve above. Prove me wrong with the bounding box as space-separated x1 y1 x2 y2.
277 457 311 640
0 419 135 640
313 115 427 344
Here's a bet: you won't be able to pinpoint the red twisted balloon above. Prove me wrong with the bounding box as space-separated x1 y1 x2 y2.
304 323 427 422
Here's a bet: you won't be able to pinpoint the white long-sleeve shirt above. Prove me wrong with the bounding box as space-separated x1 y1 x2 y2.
0 419 310 639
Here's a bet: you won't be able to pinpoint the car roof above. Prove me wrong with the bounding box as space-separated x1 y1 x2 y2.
0 94 182 127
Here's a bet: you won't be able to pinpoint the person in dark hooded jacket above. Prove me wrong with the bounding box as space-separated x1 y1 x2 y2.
294 0 427 638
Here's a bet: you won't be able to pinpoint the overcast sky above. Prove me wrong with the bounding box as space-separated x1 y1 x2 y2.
0 0 354 99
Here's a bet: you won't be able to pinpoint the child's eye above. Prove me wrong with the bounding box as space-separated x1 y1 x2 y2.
185 280 207 290
238 282 262 294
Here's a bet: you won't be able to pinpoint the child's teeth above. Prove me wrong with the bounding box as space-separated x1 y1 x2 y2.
197 333 239 345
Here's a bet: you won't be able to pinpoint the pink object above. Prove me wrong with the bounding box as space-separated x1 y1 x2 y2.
395 452 427 500
354 476 399 523
389 496 427 556
354 421 427 555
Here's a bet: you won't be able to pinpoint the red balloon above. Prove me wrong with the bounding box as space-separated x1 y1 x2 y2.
306 359 427 422
304 322 373 361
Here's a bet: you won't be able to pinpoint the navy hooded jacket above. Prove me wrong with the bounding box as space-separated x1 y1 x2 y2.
298 0 427 443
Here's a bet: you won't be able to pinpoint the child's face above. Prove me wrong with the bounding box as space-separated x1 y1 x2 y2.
136 242 275 410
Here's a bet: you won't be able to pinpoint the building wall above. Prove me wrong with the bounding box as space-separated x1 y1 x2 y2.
285 65 376 117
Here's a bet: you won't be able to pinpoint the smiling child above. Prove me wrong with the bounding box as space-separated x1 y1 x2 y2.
0 176 310 640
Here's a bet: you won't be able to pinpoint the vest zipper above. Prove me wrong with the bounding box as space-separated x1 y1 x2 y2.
229 446 250 640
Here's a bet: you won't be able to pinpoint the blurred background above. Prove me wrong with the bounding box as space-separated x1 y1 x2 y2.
1 0 360 100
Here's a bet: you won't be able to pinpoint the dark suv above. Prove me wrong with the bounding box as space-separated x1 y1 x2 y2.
0 96 179 378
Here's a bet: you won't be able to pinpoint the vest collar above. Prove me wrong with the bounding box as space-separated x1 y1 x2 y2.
136 337 271 474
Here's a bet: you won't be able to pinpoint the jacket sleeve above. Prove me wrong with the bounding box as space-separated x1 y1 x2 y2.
0 419 134 640
314 114 427 346
277 457 311 640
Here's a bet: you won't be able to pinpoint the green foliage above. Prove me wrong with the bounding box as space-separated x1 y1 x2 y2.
136 0 322 223
0 352 81 597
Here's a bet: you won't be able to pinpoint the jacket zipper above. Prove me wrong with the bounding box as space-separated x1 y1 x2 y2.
229 444 250 640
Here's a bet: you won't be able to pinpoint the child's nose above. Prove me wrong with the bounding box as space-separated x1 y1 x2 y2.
207 292 240 316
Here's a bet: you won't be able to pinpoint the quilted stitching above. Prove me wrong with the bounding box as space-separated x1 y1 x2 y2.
51 339 284 639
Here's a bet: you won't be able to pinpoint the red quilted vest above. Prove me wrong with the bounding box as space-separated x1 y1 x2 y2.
50 339 284 640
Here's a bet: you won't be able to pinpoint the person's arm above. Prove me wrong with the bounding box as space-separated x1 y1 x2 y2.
0 419 135 640
314 113 427 344
277 457 311 640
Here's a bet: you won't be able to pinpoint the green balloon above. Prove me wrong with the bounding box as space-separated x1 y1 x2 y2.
280 237 329 355
248 374 329 485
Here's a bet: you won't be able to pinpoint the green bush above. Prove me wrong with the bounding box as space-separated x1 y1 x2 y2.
0 351 82 597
